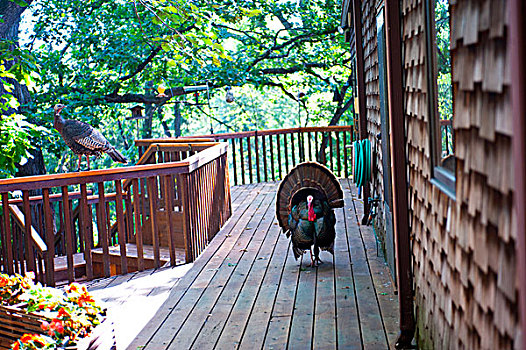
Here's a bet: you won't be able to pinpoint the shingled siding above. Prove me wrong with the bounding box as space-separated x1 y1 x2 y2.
402 0 518 348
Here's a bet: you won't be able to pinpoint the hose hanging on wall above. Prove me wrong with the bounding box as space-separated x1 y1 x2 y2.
353 138 372 188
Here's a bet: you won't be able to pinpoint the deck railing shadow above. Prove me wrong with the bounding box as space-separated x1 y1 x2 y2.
0 141 230 286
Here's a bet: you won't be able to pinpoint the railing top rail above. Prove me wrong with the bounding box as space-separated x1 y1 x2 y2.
186 142 229 173
184 125 354 140
0 143 228 193
134 138 216 147
0 161 187 193
135 142 220 165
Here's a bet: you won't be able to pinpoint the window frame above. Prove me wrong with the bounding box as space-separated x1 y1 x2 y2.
424 0 456 199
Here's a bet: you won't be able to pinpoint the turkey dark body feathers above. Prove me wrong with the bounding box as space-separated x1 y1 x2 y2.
288 199 336 261
53 104 128 169
277 162 344 267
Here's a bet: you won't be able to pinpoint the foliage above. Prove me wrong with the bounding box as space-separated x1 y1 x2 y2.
7 0 354 174
0 273 104 350
0 40 45 178
434 0 453 156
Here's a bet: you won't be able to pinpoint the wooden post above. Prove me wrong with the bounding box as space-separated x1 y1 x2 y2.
97 183 110 278
384 0 415 346
147 177 160 268
42 189 54 286
61 186 75 282
115 180 128 274
2 193 13 275
164 175 177 266
79 184 93 280
231 139 238 186
510 0 526 347
22 191 36 274
132 179 145 271
180 174 193 262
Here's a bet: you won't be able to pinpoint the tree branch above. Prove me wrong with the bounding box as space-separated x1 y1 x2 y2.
260 62 325 75
119 45 162 81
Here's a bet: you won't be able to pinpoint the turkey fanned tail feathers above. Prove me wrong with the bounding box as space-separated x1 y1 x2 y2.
276 162 344 266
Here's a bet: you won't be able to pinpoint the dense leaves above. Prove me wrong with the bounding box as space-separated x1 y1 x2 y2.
2 0 355 175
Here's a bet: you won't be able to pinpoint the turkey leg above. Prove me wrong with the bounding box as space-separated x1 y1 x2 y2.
309 248 318 267
314 245 323 265
77 155 82 172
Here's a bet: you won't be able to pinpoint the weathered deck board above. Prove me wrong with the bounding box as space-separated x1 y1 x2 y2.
83 181 398 350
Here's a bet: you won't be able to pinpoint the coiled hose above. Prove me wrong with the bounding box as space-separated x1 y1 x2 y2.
353 139 371 188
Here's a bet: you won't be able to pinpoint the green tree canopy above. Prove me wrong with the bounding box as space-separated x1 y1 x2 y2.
1 0 355 176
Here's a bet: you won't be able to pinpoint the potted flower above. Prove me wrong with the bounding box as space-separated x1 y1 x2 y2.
0 273 114 350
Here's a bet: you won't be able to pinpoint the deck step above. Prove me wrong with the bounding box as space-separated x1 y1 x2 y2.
91 243 186 278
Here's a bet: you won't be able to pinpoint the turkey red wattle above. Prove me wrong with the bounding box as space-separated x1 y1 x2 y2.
307 196 316 222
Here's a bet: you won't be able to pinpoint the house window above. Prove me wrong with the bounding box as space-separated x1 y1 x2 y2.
425 0 455 197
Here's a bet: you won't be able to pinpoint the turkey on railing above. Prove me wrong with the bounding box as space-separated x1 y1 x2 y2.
276 162 344 267
53 104 128 171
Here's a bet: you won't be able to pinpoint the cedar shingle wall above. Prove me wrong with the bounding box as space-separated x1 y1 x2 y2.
402 0 517 348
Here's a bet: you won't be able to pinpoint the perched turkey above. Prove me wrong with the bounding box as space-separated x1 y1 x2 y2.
53 104 128 171
277 162 344 267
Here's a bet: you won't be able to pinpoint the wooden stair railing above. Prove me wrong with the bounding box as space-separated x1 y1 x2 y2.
0 142 231 286
7 205 47 283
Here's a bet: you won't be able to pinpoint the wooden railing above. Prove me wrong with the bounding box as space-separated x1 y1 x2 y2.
0 141 230 286
137 126 354 186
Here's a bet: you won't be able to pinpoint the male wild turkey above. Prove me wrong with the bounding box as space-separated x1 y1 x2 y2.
53 104 128 171
276 162 344 266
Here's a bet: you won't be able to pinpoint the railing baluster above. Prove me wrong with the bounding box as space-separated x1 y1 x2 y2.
22 191 36 274
262 135 268 182
308 132 313 161
132 179 144 271
58 201 64 255
247 137 253 183
343 131 349 178
42 189 54 286
180 174 193 263
277 134 282 179
290 133 296 167
61 186 75 282
329 132 334 171
97 183 110 278
125 191 133 243
163 175 176 266
231 139 238 186
115 180 128 275
240 138 246 185
315 131 319 162
336 131 341 177
79 184 93 280
147 177 160 268
299 131 304 163
284 134 289 173
270 135 275 181
2 193 13 275
255 134 260 183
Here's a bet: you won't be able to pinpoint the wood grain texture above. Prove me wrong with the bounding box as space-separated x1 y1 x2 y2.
123 181 396 350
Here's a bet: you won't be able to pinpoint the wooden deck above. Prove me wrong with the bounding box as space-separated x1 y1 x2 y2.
83 180 399 349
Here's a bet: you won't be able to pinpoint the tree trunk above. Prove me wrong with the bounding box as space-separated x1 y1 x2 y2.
174 102 182 137
142 81 154 139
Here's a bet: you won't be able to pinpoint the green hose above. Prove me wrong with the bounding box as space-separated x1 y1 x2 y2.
353 139 371 188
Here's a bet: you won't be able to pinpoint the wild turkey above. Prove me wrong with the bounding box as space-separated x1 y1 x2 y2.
53 104 128 171
276 162 344 266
